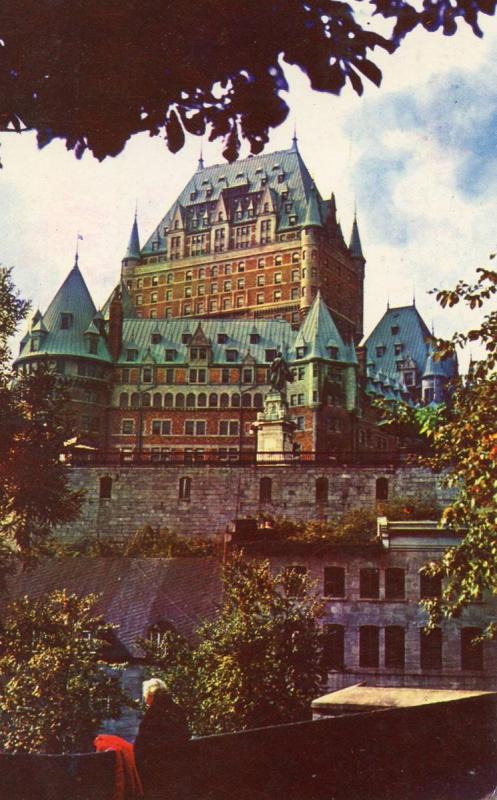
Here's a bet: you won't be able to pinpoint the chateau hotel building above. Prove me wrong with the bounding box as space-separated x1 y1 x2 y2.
15 142 457 462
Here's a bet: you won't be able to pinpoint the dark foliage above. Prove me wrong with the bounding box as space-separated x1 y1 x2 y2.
0 0 494 164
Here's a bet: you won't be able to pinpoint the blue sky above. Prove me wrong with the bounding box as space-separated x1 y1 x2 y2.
1 19 496 367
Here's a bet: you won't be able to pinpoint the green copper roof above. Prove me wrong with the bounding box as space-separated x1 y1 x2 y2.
143 146 334 251
303 187 322 227
16 261 112 363
423 342 449 378
362 304 457 390
293 292 356 363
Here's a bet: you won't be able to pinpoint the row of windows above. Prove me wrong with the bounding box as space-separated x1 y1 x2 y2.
119 392 265 410
321 566 442 601
121 419 242 436
323 625 484 671
125 348 278 364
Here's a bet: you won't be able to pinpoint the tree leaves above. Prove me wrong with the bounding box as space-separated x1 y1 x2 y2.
0 0 492 162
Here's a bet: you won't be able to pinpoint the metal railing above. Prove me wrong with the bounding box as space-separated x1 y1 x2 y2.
69 449 412 468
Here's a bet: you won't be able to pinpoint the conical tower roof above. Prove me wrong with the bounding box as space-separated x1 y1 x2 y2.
125 214 141 260
43 258 96 333
349 214 364 259
303 186 322 227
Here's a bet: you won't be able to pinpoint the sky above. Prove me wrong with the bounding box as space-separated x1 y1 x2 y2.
1 18 496 368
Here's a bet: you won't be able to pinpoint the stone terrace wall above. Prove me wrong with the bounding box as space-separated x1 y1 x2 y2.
61 464 454 541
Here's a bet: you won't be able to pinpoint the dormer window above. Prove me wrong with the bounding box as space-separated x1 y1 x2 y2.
217 333 227 344
182 333 191 344
191 347 207 360
30 337 40 352
88 337 98 355
296 346 306 359
165 348 176 361
394 343 404 355
391 326 399 335
60 313 73 330
250 333 260 345
126 349 138 362
328 346 339 360
226 349 238 362
376 346 386 357
151 332 161 345
265 348 277 362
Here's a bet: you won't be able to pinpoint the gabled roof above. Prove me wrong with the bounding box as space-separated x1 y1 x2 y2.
3 557 223 658
294 292 355 362
190 322 211 347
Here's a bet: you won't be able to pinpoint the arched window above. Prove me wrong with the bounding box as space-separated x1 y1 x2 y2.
119 392 129 409
164 393 173 408
316 477 329 504
209 393 218 408
141 393 151 407
197 393 207 407
220 393 230 408
254 393 264 409
259 476 272 503
242 393 252 408
376 477 389 501
179 476 191 500
231 393 240 408
186 393 196 408
99 475 112 500
130 392 139 409
175 393 185 408
153 393 162 409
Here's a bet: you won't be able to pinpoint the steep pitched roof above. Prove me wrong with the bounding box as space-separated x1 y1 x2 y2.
16 261 112 363
349 215 364 259
124 214 141 260
362 304 431 381
3 557 223 659
294 291 355 362
101 278 138 320
143 146 325 251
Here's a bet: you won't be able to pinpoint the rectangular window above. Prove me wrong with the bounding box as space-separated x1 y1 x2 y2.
257 293 264 305
265 349 277 362
165 349 176 361
461 628 483 671
221 368 230 383
226 349 238 362
274 272 282 284
219 420 239 436
143 367 153 383
296 416 305 430
257 274 265 286
420 572 442 599
359 626 379 668
242 368 253 384
385 568 405 600
273 290 282 302
126 349 138 362
360 568 380 599
185 420 195 436
189 368 207 383
420 628 442 670
122 419 134 435
376 346 386 357
323 624 345 670
324 567 345 598
385 626 405 669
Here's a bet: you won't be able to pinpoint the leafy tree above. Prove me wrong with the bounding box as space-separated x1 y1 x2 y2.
0 0 494 164
0 267 83 563
141 553 325 735
378 265 497 630
0 589 130 753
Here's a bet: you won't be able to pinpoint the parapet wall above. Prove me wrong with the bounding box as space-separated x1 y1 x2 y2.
61 464 454 540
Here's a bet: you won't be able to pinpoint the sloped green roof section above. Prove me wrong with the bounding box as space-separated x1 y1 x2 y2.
293 291 356 363
16 262 112 363
143 146 331 251
349 215 364 259
124 214 141 259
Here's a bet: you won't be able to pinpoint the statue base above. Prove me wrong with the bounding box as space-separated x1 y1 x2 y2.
252 391 297 463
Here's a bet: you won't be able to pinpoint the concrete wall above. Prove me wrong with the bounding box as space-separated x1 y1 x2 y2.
2 694 497 800
61 464 453 541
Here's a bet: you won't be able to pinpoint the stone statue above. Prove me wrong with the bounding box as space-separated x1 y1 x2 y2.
269 352 294 396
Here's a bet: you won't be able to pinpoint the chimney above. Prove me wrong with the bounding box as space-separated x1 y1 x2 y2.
356 345 367 378
108 288 123 361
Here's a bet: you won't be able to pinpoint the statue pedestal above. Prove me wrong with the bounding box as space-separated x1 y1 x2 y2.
252 392 297 463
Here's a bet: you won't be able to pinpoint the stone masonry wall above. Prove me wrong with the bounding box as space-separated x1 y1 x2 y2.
61 464 454 541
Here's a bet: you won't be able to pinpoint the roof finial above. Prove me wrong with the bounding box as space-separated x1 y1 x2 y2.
412 283 416 307
198 139 204 171
387 296 390 310
75 233 83 268
291 122 298 151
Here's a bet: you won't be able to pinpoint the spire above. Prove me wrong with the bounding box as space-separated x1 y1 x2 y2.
303 186 322 227
291 123 298 151
198 141 204 171
349 213 364 259
125 212 141 260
